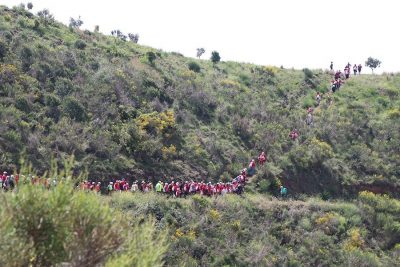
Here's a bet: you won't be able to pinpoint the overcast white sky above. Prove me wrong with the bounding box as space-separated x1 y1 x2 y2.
3 0 400 73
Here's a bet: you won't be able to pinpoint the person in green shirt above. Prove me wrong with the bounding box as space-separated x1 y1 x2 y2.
155 181 163 193
107 182 113 195
280 185 288 198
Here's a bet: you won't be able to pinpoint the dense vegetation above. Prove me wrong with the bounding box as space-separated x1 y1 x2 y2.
1 173 399 266
0 4 399 198
108 191 400 266
0 4 399 266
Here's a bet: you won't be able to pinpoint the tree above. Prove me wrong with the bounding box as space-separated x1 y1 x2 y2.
128 33 139 43
111 30 127 41
210 51 220 64
94 25 99 33
37 9 54 25
69 16 84 29
365 57 381 73
196 48 205 58
146 51 156 65
27 2 33 10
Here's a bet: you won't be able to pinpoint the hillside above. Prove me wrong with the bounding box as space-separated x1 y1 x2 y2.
0 5 399 197
107 191 400 266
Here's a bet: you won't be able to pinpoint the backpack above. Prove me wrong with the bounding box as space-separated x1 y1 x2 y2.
282 187 287 195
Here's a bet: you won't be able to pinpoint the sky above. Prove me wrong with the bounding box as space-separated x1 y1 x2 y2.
2 0 400 73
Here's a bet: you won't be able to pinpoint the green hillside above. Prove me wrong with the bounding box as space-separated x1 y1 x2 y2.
0 5 399 197
0 5 400 267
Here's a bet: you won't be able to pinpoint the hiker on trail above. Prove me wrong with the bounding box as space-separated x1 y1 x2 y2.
306 113 313 126
280 185 288 198
344 66 350 79
107 182 113 194
147 181 153 191
95 182 101 193
258 152 267 166
114 180 121 191
331 80 337 92
163 182 169 193
358 64 362 74
156 181 163 193
334 70 341 80
131 181 138 192
236 183 244 196
248 159 256 176
316 92 322 106
353 64 358 75
289 129 299 141
336 78 344 90
174 182 181 197
123 181 130 191
241 168 247 178
330 61 333 71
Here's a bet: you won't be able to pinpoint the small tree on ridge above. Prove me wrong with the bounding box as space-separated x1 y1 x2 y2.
365 57 381 73
210 51 220 64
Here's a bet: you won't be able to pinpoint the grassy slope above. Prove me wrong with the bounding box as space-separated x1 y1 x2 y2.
107 191 400 266
0 5 399 197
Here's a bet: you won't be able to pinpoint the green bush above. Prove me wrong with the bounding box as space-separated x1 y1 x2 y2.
188 61 201 73
210 51 220 63
146 51 156 65
63 97 87 121
74 39 87 50
0 40 7 61
0 183 124 266
14 96 30 113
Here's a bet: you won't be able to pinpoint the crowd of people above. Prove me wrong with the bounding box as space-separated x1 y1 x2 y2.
330 62 361 92
291 61 362 139
100 156 261 197
0 151 289 198
0 171 62 191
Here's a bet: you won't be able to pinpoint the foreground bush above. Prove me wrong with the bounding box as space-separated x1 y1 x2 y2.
0 175 168 266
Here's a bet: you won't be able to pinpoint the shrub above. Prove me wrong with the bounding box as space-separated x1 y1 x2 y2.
20 46 34 71
74 39 87 50
0 183 124 266
45 94 61 107
63 97 87 121
210 51 221 63
14 96 31 113
106 219 168 267
55 77 75 98
0 40 7 61
146 51 156 65
188 61 201 73
188 90 217 122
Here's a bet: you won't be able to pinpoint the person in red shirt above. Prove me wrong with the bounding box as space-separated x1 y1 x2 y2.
258 152 267 166
289 129 299 141
174 182 181 197
124 182 130 191
241 168 247 178
163 182 169 193
95 182 101 193
114 180 120 191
